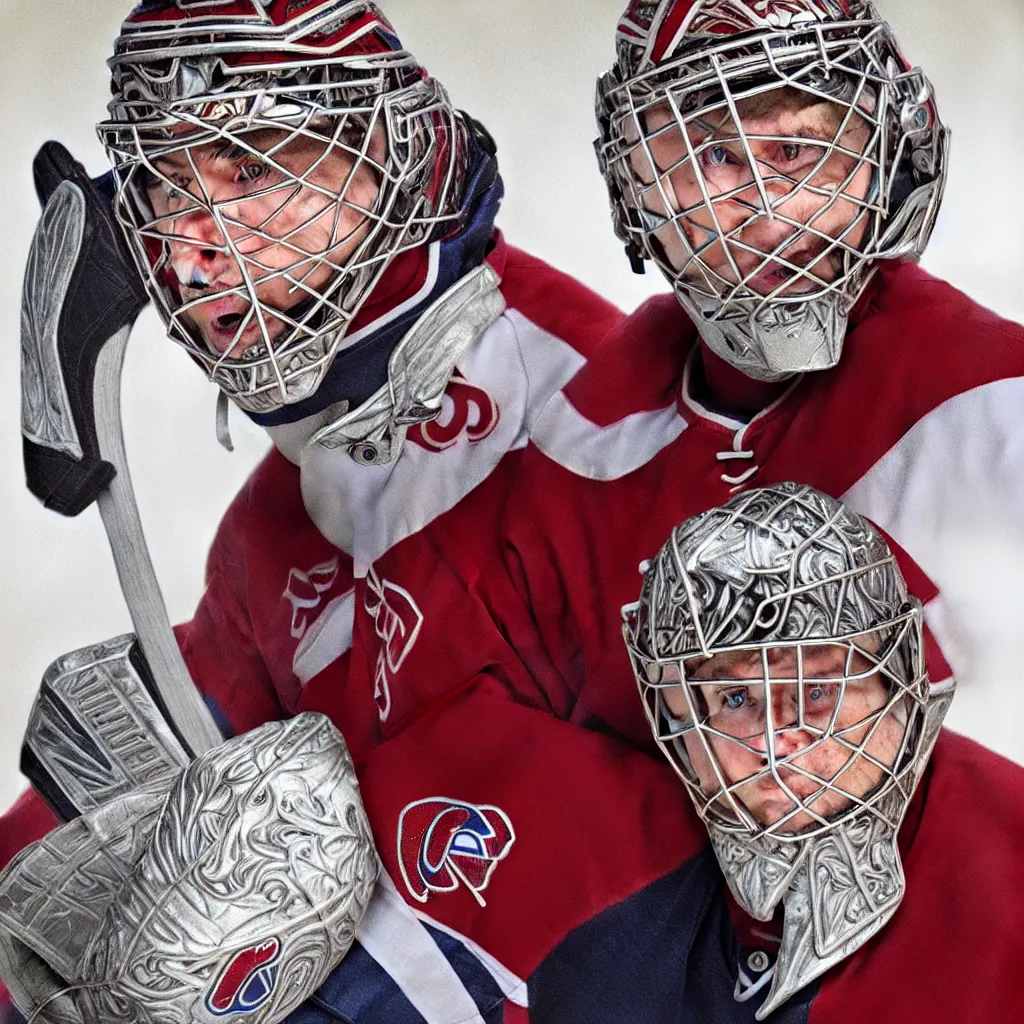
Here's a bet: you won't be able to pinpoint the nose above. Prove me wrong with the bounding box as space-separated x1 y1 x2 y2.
166 205 235 290
753 687 815 759
717 157 827 248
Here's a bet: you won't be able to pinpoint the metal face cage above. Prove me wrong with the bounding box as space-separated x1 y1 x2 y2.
97 2 466 413
597 0 947 379
629 626 929 841
622 482 938 843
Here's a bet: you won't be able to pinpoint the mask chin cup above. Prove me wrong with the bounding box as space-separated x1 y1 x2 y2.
681 291 849 382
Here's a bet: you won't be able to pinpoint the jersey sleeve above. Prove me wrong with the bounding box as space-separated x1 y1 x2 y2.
0 786 59 872
175 476 287 739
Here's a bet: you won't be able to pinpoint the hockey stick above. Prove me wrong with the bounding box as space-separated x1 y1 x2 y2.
20 142 222 758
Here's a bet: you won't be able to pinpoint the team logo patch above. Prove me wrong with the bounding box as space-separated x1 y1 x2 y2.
408 375 500 453
364 567 423 722
284 557 342 640
398 798 515 907
206 938 282 1016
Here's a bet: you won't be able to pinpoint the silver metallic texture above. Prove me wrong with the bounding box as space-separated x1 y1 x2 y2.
23 635 190 816
597 0 948 379
93 322 225 756
97 0 470 414
310 261 507 463
622 482 954 1016
0 712 378 1024
20 180 86 460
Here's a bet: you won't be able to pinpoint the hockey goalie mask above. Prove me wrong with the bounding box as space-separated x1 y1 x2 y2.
597 0 948 380
623 483 953 1015
98 0 468 414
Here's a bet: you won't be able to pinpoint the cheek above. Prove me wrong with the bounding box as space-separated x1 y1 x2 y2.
816 159 874 237
695 732 763 787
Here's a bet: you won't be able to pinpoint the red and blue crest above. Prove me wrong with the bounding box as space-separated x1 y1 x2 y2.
397 798 515 907
206 937 283 1016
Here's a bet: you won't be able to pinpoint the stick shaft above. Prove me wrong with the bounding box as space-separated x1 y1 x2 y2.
93 325 222 755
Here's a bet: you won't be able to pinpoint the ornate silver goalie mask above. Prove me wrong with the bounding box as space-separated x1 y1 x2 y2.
597 0 948 380
97 1 469 414
622 483 953 1016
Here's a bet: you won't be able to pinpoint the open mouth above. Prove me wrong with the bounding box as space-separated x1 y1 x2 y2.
203 307 263 356
214 312 246 333
744 255 832 296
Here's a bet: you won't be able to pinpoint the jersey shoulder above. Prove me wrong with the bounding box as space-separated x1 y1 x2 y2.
200 446 306 573
558 292 696 426
521 293 696 483
494 237 624 359
900 727 1024 941
854 261 1024 377
923 728 1024 839
811 729 1024 1020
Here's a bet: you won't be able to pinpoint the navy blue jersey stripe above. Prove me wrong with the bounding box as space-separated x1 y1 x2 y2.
423 923 506 1022
528 848 818 1023
287 941 427 1024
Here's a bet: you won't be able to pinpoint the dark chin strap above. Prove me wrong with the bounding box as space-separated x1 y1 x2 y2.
245 125 504 429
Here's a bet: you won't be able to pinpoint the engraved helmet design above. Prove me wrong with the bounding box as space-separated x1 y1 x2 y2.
597 0 948 380
622 482 954 1015
98 0 470 413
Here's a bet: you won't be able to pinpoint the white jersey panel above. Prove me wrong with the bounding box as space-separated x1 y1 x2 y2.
842 375 1024 681
356 873 489 1024
293 590 357 684
531 392 689 481
503 308 587 439
282 311 591 570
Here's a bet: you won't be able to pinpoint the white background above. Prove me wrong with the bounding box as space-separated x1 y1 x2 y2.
0 0 1022 812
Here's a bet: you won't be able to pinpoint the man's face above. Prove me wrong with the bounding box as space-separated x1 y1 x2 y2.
143 125 382 358
662 642 904 833
629 89 875 298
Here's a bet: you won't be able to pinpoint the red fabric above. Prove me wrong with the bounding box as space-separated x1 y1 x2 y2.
809 730 1024 1021
502 261 1024 746
0 980 12 1024
300 239 624 756
502 998 530 1024
0 786 58 871
357 690 705 979
174 233 622 762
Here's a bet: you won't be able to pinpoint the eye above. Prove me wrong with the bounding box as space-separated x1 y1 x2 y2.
702 144 731 168
781 142 808 163
807 684 836 704
722 689 748 710
150 173 191 211
236 160 270 184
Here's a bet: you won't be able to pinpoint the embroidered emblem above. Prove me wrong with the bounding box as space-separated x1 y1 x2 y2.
284 557 341 640
364 567 423 721
206 937 282 1016
408 374 499 453
398 798 516 907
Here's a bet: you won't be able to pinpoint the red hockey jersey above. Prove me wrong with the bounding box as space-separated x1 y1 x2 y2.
344 704 1024 1023
0 234 621 1015
172 232 622 762
497 261 1024 745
